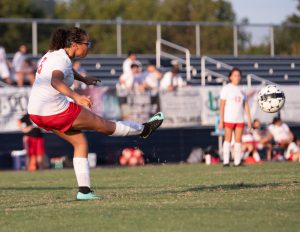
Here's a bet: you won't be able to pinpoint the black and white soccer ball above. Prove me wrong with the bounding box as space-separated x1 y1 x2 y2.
257 85 285 113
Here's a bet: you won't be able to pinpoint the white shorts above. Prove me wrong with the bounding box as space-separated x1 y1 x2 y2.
0 62 10 79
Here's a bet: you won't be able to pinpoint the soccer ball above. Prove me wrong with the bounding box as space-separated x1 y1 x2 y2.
257 85 285 113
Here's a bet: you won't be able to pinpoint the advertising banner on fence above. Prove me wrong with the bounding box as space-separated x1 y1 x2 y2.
117 89 159 124
1 85 300 132
159 86 202 128
78 87 121 120
0 87 31 132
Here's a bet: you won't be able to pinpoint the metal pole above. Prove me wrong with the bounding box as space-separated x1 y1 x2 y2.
186 49 191 81
247 74 252 88
156 24 161 41
32 21 38 56
201 56 206 86
270 26 275 57
156 39 161 68
195 24 200 57
116 17 122 57
233 25 238 57
156 24 161 68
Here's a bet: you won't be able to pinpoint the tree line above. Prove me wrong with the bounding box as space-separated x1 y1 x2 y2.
0 0 299 55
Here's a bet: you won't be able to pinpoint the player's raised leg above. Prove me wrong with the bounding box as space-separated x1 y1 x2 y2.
71 107 164 138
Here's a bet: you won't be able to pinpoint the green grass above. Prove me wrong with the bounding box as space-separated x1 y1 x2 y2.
0 162 299 232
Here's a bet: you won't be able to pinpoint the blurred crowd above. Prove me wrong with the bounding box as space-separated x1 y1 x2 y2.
0 46 186 93
117 51 186 93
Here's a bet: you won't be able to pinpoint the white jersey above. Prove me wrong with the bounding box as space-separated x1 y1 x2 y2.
28 49 74 116
286 142 299 159
220 83 245 123
159 71 184 90
268 123 290 143
122 58 133 74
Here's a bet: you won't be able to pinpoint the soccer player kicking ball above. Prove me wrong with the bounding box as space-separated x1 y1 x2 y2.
28 27 164 200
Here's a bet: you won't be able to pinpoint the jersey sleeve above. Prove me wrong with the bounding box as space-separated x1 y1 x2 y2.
220 86 227 100
53 56 69 73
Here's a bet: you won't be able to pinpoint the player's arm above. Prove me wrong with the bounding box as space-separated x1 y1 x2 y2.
51 70 92 108
219 99 225 130
244 100 252 129
16 119 33 133
73 68 101 86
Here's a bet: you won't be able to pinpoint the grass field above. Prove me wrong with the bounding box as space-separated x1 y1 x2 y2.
0 162 299 232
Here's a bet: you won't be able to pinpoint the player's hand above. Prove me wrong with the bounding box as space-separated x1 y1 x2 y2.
247 122 252 131
74 95 93 109
84 76 101 86
218 121 224 130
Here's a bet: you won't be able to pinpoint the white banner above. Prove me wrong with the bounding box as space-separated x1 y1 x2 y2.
0 87 31 132
159 86 202 128
0 85 299 132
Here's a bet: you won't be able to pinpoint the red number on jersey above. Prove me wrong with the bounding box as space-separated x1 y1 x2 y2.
37 57 47 74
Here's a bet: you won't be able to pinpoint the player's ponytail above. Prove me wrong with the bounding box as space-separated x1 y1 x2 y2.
49 28 69 51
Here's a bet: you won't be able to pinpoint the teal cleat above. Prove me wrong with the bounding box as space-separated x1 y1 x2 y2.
140 112 164 139
76 192 100 200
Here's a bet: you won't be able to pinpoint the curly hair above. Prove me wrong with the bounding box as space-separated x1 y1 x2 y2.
49 27 87 51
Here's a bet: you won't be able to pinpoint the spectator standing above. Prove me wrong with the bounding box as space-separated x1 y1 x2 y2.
118 62 141 91
17 113 45 171
160 66 185 91
140 63 162 91
0 46 12 84
218 68 252 166
122 51 137 75
12 45 35 86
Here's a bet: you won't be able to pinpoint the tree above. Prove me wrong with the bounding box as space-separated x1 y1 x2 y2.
0 0 45 53
274 0 300 55
54 0 237 55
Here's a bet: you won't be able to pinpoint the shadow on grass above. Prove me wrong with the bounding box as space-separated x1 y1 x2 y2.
0 199 78 210
0 186 74 191
165 181 300 194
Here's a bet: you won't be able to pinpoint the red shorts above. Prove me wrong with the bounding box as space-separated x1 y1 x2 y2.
24 136 45 157
29 102 81 132
224 122 245 129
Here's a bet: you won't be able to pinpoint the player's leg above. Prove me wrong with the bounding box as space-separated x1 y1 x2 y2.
71 107 164 138
223 126 233 166
52 129 98 200
233 126 243 166
35 137 45 170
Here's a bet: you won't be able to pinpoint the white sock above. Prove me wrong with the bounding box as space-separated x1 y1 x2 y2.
111 121 144 136
223 141 231 164
73 157 90 187
234 143 242 165
253 151 261 162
